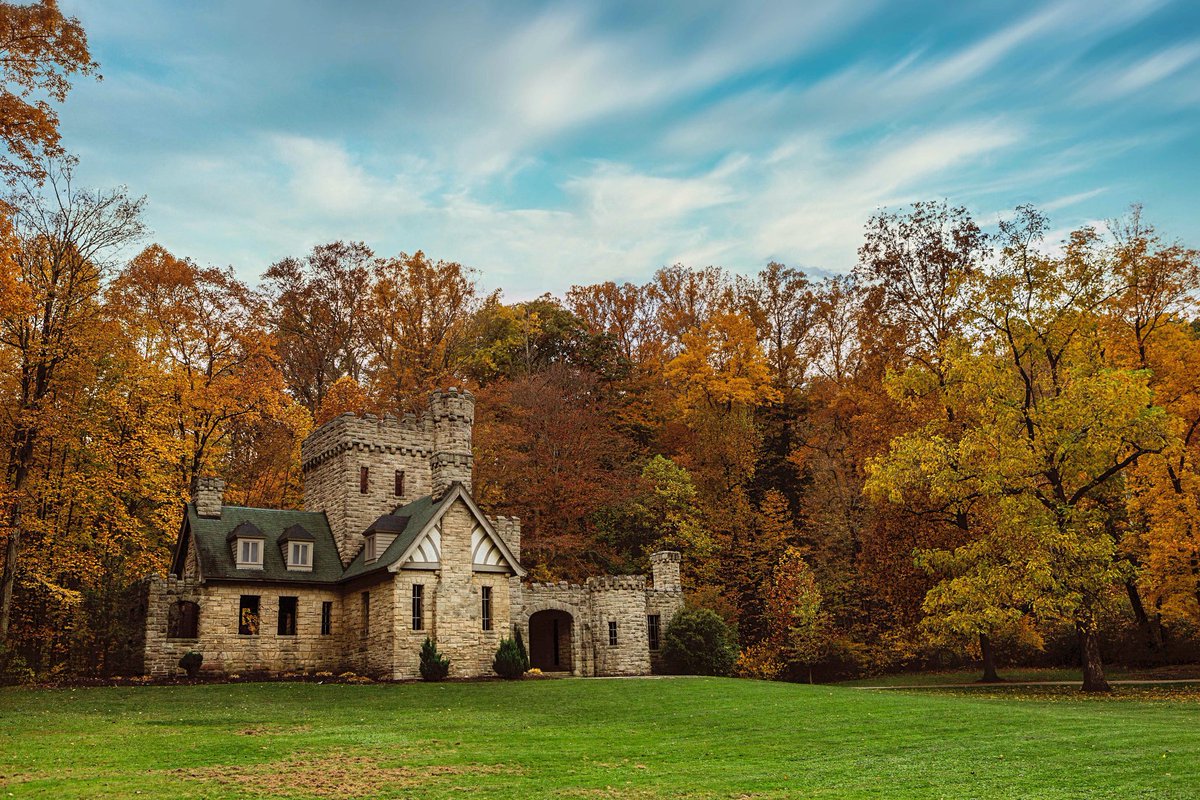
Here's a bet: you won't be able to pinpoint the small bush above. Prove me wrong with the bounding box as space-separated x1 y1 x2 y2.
419 637 450 681
733 641 784 680
514 626 530 672
662 608 738 676
492 637 527 679
179 651 204 678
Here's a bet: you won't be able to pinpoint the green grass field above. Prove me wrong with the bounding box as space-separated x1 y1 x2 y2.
2 677 1199 799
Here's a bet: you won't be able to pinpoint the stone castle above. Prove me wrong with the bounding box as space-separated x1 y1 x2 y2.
144 388 683 679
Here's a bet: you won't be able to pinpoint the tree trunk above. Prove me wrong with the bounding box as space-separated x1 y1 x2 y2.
978 633 1002 683
1077 619 1111 693
1125 578 1162 650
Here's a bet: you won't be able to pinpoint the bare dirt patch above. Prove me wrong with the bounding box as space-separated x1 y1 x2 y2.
169 750 511 798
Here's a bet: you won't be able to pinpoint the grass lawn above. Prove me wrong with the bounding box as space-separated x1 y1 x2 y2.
2 677 1199 799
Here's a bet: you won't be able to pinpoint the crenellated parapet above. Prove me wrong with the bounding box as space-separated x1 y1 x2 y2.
300 411 434 474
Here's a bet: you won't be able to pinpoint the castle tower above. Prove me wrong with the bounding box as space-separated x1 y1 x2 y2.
650 550 682 591
430 387 474 500
299 389 477 565
300 410 436 565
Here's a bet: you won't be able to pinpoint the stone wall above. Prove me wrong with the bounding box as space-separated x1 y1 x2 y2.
342 575 395 678
301 412 435 565
422 499 510 678
145 575 344 677
587 576 653 676
430 388 474 499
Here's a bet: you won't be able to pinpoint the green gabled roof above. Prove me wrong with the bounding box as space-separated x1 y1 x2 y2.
184 505 343 584
340 494 443 582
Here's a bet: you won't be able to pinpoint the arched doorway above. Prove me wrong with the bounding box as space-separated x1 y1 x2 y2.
528 609 573 672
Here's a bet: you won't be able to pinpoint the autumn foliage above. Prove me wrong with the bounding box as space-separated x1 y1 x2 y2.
2 7 1200 688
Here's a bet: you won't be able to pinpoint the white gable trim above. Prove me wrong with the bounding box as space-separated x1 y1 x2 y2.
388 483 526 577
407 521 442 564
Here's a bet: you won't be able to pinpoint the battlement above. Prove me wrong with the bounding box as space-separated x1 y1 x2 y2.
585 575 648 592
301 411 434 473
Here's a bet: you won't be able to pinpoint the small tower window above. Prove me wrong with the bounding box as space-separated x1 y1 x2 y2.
395 470 405 497
608 620 618 647
360 466 369 494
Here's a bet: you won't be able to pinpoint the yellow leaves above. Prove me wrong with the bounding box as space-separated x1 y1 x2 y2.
665 311 781 413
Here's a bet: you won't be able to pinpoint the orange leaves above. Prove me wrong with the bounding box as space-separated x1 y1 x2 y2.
0 0 98 182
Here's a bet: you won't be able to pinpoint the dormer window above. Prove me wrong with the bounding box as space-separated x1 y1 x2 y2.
365 535 378 563
239 539 262 566
227 521 265 570
289 542 311 568
280 524 315 572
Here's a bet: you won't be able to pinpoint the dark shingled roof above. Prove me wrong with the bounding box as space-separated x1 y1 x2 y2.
280 523 316 542
225 520 264 542
341 494 443 582
365 514 411 534
186 505 343 584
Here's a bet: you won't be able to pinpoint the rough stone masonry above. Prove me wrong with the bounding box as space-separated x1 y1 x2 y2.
143 388 684 679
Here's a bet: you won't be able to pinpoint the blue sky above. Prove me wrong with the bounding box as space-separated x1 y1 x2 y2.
56 0 1200 298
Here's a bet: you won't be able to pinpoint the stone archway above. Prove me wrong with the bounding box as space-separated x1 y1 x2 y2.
528 609 573 672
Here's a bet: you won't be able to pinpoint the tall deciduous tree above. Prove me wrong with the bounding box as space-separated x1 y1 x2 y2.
0 160 144 644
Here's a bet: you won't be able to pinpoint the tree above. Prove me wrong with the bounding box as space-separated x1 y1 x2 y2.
735 262 814 394
868 206 1174 691
0 161 144 645
665 311 780 413
108 244 285 494
0 0 98 183
362 250 478 410
262 241 373 414
763 547 828 682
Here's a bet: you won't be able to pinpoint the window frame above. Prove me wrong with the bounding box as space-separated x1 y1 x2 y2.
481 585 492 631
238 595 261 636
412 584 424 631
277 596 298 636
647 614 661 651
235 537 264 570
288 541 312 569
394 469 405 497
320 601 333 636
608 620 618 647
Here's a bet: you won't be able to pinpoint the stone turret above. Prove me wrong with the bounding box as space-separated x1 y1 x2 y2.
650 550 682 592
193 477 225 518
430 387 474 500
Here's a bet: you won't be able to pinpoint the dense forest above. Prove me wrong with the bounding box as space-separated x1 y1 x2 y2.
3 2 1200 690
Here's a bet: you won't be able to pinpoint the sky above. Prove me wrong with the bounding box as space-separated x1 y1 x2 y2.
54 0 1200 299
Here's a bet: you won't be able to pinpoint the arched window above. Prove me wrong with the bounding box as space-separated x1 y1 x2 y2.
168 600 200 639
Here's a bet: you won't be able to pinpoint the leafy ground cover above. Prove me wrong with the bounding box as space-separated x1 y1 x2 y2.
2 676 1198 799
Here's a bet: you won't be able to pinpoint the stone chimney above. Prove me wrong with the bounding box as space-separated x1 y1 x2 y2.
650 550 682 591
430 387 475 500
193 477 225 518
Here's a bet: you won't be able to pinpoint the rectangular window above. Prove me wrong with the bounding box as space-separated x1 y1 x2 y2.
277 596 298 636
359 466 369 494
412 584 424 630
364 535 377 562
608 620 618 647
320 601 333 636
361 591 370 636
238 595 260 636
239 539 262 566
395 470 405 497
481 586 492 631
647 614 661 651
289 542 311 568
